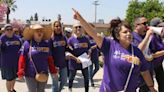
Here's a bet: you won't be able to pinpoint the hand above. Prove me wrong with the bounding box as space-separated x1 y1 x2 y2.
161 28 164 36
52 73 58 79
123 55 140 65
145 54 154 62
146 29 153 37
72 8 82 21
88 49 92 58
149 87 157 92
76 58 81 63
66 55 70 60
18 76 24 81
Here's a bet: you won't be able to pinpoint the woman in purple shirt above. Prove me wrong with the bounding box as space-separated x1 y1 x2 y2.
17 24 58 92
67 21 91 92
50 21 68 92
72 9 156 92
0 24 22 92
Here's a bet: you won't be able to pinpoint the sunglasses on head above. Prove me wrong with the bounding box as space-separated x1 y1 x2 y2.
75 26 81 29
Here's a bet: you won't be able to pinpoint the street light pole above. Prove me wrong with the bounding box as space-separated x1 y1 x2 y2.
93 0 99 23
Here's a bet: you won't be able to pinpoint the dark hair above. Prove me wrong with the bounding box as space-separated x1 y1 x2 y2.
110 19 131 41
134 16 147 27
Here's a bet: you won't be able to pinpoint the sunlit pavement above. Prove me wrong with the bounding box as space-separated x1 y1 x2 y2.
0 68 103 92
0 62 162 92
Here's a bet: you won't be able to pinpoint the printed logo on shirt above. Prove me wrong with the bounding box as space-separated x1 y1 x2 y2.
5 41 20 46
31 47 49 52
73 42 88 49
113 50 140 65
89 39 95 44
53 40 66 47
113 50 126 61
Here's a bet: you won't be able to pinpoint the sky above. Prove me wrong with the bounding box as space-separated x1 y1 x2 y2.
10 0 164 24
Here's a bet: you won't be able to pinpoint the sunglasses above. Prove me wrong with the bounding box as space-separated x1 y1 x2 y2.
140 22 148 26
6 28 13 31
75 26 82 29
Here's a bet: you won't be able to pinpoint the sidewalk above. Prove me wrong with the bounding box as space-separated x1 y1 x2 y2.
1 62 162 92
0 68 103 92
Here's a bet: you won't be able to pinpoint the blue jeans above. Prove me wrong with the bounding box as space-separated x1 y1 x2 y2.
51 67 67 92
88 59 99 84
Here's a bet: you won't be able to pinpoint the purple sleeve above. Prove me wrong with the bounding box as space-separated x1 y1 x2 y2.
86 37 91 50
0 35 6 50
20 41 30 56
150 35 164 52
100 37 111 55
67 37 71 44
134 47 150 72
47 40 53 56
132 38 140 47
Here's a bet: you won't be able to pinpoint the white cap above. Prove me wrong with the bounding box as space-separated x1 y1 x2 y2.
73 21 81 27
65 27 72 33
2 24 12 30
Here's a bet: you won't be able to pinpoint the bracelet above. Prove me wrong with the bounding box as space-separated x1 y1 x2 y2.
148 84 154 88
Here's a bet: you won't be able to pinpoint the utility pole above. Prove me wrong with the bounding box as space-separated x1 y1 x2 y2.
93 0 99 23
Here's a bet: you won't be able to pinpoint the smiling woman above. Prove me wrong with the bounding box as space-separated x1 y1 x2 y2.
72 8 157 92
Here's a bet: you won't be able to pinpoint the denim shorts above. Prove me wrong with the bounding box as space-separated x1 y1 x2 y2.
1 67 18 81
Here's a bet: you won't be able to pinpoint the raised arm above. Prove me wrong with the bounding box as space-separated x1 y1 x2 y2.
138 30 153 51
72 8 103 48
152 50 164 58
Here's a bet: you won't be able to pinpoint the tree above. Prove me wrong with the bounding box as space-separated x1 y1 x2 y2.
5 0 17 23
30 16 34 21
34 13 38 21
126 0 164 27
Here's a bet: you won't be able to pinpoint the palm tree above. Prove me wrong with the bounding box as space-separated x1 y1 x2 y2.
4 0 17 23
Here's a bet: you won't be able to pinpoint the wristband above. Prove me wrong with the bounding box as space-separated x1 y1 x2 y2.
148 84 154 88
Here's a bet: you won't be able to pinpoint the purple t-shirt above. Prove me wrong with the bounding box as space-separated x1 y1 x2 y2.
67 36 90 70
100 38 149 92
132 32 145 46
21 40 51 77
50 35 67 69
86 36 99 62
150 34 164 67
0 34 21 68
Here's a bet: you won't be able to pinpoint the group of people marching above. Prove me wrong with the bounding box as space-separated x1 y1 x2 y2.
0 8 163 92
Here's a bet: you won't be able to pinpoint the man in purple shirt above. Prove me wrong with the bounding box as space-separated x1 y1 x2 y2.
132 16 154 92
149 17 164 92
0 24 22 92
